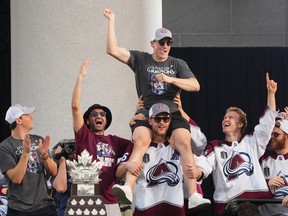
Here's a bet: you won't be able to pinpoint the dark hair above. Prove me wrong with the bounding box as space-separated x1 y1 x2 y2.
223 201 260 216
9 121 17 130
275 121 281 128
223 201 238 216
237 202 260 216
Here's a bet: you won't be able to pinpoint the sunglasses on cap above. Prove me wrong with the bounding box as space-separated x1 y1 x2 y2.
271 131 284 138
90 111 106 117
156 38 173 46
152 116 171 123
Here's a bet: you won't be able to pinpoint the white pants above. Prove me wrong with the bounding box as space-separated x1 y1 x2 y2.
104 203 122 216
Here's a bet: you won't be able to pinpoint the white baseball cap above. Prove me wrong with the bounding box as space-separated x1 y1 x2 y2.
5 104 36 124
276 112 286 121
276 119 288 134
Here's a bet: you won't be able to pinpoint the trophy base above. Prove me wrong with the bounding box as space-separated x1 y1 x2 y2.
64 184 107 216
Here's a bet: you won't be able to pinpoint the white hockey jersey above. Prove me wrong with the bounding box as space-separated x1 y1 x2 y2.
259 149 288 216
119 117 209 215
134 141 184 215
204 108 277 214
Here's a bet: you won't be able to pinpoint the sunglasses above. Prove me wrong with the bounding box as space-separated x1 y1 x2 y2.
90 111 106 117
152 116 171 123
156 39 173 46
271 131 283 138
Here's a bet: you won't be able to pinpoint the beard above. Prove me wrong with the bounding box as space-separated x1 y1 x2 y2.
89 123 104 133
155 131 166 138
153 126 168 138
271 139 286 151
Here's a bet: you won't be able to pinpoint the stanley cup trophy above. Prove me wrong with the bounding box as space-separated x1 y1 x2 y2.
64 149 106 216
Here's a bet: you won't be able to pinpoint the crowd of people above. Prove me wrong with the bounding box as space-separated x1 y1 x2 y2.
0 7 288 216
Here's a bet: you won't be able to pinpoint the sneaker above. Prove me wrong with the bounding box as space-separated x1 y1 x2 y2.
188 192 211 209
112 184 133 204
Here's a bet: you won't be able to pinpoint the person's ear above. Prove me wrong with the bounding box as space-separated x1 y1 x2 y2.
15 117 22 125
149 118 152 126
237 122 243 128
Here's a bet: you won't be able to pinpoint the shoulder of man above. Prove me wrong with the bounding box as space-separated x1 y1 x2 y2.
204 140 223 156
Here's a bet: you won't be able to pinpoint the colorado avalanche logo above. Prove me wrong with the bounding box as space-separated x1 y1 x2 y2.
146 158 180 187
151 74 167 95
27 151 41 173
274 171 288 198
223 150 254 182
27 145 42 174
96 142 115 157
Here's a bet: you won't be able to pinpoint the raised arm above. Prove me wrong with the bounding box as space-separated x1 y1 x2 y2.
266 72 277 111
103 8 131 64
71 59 89 133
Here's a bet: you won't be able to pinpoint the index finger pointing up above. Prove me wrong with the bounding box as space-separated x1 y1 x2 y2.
266 72 270 82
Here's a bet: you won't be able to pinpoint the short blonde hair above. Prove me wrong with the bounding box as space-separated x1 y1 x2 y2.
226 107 247 134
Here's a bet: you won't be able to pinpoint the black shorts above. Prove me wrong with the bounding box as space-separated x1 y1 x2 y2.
7 205 57 216
131 110 190 137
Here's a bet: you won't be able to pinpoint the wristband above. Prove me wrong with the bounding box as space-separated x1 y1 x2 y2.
40 153 49 160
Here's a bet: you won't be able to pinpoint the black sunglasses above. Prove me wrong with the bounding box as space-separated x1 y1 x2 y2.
271 131 284 138
90 111 106 117
152 116 171 123
156 38 173 46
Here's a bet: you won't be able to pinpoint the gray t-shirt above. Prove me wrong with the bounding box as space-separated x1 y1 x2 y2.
128 50 195 112
0 135 55 212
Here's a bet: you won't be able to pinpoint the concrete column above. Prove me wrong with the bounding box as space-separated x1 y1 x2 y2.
11 0 162 144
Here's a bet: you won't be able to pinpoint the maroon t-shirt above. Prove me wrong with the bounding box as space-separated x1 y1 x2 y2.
75 124 133 204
